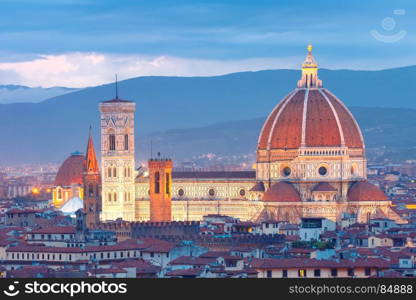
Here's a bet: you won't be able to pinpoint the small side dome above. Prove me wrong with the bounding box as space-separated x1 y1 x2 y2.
55 151 85 186
347 181 388 201
262 182 301 202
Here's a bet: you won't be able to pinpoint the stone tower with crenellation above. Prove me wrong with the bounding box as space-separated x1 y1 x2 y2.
99 94 136 221
149 157 173 222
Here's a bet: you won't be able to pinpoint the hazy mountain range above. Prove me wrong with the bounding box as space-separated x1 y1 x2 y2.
0 66 415 165
0 85 78 104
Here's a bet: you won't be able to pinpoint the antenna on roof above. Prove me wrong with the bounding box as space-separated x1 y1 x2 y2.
115 74 119 99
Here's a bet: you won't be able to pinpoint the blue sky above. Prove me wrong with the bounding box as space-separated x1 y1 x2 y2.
0 0 415 87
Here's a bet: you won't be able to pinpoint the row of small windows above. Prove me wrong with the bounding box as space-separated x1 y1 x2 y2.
265 268 369 278
30 234 74 240
107 192 132 202
301 150 346 156
175 188 246 198
109 134 129 151
107 166 132 178
8 250 168 261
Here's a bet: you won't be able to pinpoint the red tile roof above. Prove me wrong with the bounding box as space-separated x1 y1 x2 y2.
30 226 76 234
166 268 204 277
348 181 388 201
262 182 301 202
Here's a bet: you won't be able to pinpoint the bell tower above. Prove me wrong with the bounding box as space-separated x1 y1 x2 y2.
149 156 173 222
99 89 136 221
83 127 101 227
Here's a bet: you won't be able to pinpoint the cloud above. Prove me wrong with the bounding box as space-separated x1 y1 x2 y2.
0 52 302 88
0 51 414 88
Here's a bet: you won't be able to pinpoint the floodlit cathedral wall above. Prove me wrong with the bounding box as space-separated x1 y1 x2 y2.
135 180 257 200
135 199 265 222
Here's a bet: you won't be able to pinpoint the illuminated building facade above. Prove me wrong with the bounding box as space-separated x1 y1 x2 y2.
99 97 136 221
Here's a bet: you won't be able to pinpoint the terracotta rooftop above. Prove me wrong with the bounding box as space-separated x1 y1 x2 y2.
347 181 388 201
262 182 301 202
30 226 76 235
313 182 337 192
55 152 84 186
258 88 364 150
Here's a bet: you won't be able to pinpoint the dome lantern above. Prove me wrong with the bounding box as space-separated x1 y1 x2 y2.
297 44 323 88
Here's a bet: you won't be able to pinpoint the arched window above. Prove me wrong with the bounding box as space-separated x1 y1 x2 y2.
114 192 117 202
155 172 160 194
108 167 112 178
108 193 112 202
124 192 127 202
88 184 94 197
124 167 127 177
124 134 129 150
166 172 170 195
57 189 62 199
109 134 116 151
113 167 117 177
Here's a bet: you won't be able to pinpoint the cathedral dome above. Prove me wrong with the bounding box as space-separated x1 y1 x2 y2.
55 151 85 186
257 88 364 150
347 181 388 201
257 45 364 151
262 182 301 202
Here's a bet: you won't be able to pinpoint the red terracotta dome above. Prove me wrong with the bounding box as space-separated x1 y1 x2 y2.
262 182 301 202
55 152 85 186
257 45 364 152
347 181 388 202
258 88 364 150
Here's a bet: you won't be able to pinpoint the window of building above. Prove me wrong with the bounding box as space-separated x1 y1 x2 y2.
330 268 337 277
365 268 371 276
209 188 215 197
108 193 112 202
282 167 291 177
166 173 170 195
108 167 112 178
282 270 288 278
314 269 321 277
178 189 184 197
88 184 94 197
155 172 160 194
124 134 129 150
298 269 307 278
109 134 116 151
348 268 354 277
239 189 246 197
318 166 328 176
114 192 117 202
113 167 117 177
266 270 272 278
